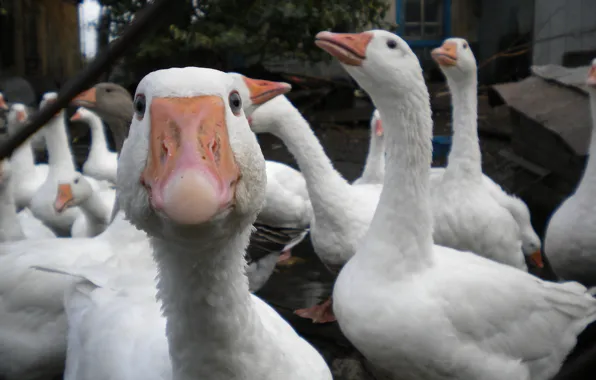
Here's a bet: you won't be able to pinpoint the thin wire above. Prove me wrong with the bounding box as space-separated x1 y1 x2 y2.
0 0 171 159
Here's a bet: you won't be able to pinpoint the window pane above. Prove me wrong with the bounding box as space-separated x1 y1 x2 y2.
405 24 422 38
424 0 443 23
423 25 442 39
405 0 422 22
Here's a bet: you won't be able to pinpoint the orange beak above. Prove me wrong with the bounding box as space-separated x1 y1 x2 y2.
16 110 27 123
55 184 74 213
315 31 373 66
587 65 596 87
0 95 7 110
141 96 240 225
431 41 458 67
529 249 544 269
242 76 291 105
70 110 83 122
374 118 383 136
72 87 97 107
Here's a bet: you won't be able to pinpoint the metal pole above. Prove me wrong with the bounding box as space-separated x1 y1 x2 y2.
0 0 172 159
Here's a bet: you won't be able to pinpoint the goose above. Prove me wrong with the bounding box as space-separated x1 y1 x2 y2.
0 96 145 380
0 92 8 110
425 38 540 271
230 73 312 290
353 109 385 185
5 104 49 210
246 83 382 323
0 159 26 241
29 92 82 236
544 59 596 286
54 173 115 238
317 29 596 380
53 67 332 380
71 107 118 183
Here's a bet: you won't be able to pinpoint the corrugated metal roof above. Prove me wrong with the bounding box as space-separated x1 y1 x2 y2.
492 64 591 156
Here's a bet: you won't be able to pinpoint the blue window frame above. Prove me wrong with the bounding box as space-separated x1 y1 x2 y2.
395 0 451 48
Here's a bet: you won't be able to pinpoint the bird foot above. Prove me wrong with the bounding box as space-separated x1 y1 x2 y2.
294 298 336 324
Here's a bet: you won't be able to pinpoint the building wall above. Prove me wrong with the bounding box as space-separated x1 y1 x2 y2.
5 0 81 85
533 0 596 65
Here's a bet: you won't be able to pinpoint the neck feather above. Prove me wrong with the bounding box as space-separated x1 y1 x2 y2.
44 116 75 170
0 183 25 241
444 75 482 179
358 128 385 183
9 139 36 175
151 221 264 380
79 192 110 226
576 90 596 194
263 97 355 221
85 115 110 158
361 81 434 273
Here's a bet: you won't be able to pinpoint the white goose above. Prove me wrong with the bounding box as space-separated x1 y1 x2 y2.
5 104 49 210
29 92 82 236
427 38 541 271
54 173 115 238
54 67 332 380
71 107 118 183
248 89 382 323
0 159 56 241
353 109 385 185
545 59 596 286
318 29 596 380
0 92 7 110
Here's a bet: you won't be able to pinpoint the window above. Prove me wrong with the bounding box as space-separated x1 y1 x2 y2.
401 0 445 41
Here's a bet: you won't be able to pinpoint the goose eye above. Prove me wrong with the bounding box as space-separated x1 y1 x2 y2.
229 91 242 116
74 178 80 184
386 40 398 49
463 43 468 49
133 94 146 119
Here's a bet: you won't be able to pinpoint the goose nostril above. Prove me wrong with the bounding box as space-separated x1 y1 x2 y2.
160 141 168 164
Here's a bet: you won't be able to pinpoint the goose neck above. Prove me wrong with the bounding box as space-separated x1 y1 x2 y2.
576 90 596 194
9 140 36 176
151 223 260 379
359 128 385 183
44 115 75 170
444 75 482 180
79 192 111 226
361 82 434 273
259 97 353 221
85 115 110 159
0 182 25 241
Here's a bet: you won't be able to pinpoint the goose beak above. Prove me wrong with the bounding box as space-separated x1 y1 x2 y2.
70 109 83 122
242 77 292 105
315 31 373 66
0 95 7 110
16 110 27 123
431 41 458 67
375 119 383 136
141 96 240 225
529 249 544 269
55 184 74 213
588 65 596 87
72 88 97 107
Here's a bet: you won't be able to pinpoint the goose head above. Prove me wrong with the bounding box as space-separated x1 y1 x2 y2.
40 92 64 120
70 107 95 123
7 104 28 131
228 73 291 128
0 92 8 110
54 173 93 213
431 38 477 83
315 30 424 100
587 58 596 89
117 67 267 242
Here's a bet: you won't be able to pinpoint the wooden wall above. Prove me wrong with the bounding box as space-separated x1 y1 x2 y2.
10 0 82 83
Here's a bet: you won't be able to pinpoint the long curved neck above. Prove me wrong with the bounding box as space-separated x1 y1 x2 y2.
152 222 262 380
84 115 110 159
261 97 353 221
576 89 596 195
362 82 434 273
444 74 482 180
358 128 385 183
0 182 25 241
44 115 75 171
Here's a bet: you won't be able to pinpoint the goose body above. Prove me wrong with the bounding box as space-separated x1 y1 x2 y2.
5 104 49 210
545 60 596 286
319 30 596 380
55 68 331 380
72 107 118 183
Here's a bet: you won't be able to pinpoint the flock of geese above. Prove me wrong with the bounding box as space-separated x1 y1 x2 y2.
0 29 595 380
